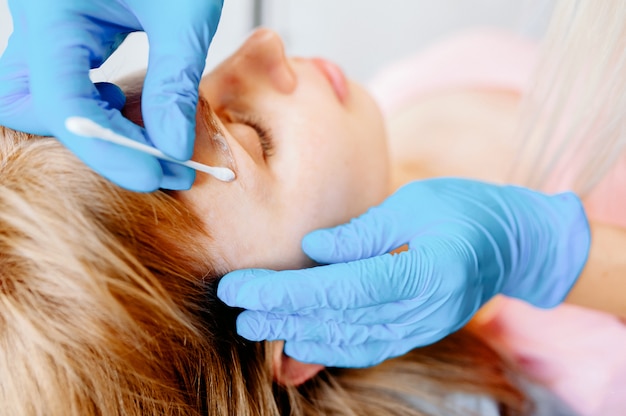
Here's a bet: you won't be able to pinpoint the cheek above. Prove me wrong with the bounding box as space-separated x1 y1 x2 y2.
265 82 390 238
341 84 390 205
278 130 387 230
294 89 389 218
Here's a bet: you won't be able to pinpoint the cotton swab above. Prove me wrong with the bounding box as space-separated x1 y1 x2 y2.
65 116 235 182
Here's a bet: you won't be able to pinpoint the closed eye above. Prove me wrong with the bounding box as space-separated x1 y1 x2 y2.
229 112 275 159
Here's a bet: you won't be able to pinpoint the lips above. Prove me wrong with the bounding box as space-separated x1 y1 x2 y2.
310 58 349 104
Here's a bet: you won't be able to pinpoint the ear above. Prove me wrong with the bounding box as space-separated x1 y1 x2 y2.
272 341 324 386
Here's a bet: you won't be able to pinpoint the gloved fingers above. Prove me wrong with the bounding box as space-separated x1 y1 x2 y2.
333 291 475 336
66 108 165 191
138 1 222 162
302 202 416 264
158 160 196 191
283 337 428 368
26 10 109 130
32 83 164 191
0 38 42 134
236 308 448 346
320 297 447 326
218 250 439 313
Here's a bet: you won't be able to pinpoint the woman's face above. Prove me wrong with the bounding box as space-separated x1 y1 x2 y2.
178 29 389 271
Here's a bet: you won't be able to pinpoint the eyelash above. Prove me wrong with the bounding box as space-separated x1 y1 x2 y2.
231 113 275 158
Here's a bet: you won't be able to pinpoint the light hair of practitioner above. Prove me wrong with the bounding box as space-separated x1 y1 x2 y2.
512 0 626 194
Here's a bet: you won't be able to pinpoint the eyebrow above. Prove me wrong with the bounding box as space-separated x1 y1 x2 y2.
195 94 238 176
197 95 224 138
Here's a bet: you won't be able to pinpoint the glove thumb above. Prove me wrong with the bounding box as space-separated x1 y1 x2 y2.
302 203 410 264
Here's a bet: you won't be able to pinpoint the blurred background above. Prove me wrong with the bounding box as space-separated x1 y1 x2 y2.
0 0 556 84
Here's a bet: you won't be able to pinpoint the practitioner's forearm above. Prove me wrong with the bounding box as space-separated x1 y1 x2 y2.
566 222 626 317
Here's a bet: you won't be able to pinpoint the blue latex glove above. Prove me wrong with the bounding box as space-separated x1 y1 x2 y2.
218 178 590 367
0 0 223 191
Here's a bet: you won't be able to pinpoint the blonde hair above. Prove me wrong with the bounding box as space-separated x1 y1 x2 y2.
512 0 626 194
0 128 530 415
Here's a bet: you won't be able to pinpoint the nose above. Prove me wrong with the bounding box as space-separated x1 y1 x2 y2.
229 28 297 94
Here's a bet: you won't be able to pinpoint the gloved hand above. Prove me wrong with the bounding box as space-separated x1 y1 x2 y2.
218 178 590 367
0 0 223 191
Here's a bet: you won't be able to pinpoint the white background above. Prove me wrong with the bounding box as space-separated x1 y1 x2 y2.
0 0 555 84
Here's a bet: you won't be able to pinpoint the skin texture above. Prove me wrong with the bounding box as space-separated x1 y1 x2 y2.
566 222 626 317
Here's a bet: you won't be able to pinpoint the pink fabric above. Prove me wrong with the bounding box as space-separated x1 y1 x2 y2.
367 28 626 416
368 29 538 116
573 158 626 228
